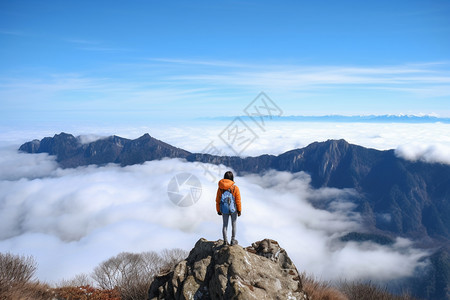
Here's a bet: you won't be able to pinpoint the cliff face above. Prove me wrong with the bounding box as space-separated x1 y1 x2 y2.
148 238 308 300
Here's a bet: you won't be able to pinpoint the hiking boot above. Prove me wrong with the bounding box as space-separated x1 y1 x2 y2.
231 238 238 246
222 239 229 246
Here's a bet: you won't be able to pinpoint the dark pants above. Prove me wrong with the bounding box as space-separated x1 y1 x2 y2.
222 212 237 242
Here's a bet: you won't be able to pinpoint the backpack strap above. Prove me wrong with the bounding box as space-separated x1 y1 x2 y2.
227 184 234 194
221 184 234 194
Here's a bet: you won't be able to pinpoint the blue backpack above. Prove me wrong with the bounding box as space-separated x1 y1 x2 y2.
220 187 236 214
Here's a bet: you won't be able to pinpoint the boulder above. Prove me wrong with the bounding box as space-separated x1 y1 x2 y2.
148 238 308 300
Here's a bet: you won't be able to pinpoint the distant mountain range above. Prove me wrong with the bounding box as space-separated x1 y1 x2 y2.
19 132 450 299
19 132 450 244
205 114 450 123
19 133 450 241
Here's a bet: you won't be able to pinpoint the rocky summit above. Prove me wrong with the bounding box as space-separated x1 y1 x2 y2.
148 238 308 300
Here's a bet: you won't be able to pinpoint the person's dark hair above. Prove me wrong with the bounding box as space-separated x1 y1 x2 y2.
224 171 234 181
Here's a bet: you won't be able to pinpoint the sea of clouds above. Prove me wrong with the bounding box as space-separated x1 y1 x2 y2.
0 121 448 284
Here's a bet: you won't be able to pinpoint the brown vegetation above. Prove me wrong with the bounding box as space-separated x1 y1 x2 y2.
0 281 53 300
53 285 120 300
301 273 348 300
0 252 36 285
300 273 417 300
0 252 52 300
340 282 416 300
2 250 418 300
91 249 188 300
1 249 187 300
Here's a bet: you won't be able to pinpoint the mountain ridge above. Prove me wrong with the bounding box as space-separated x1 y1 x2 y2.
19 132 450 244
19 132 191 168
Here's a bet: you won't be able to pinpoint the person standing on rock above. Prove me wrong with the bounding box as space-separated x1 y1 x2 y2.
216 171 241 245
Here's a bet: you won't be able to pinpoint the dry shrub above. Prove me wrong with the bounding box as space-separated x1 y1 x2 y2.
300 273 348 300
0 252 36 285
340 282 416 300
92 249 188 300
299 275 416 300
59 273 93 288
1 248 189 300
160 248 188 269
53 285 120 300
92 251 155 300
0 281 53 300
0 252 52 300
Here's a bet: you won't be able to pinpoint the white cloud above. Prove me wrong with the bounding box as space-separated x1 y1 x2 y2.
77 134 107 144
1 121 447 284
140 121 450 166
325 239 428 281
0 146 429 284
0 146 58 180
2 120 450 166
395 143 450 164
163 60 450 95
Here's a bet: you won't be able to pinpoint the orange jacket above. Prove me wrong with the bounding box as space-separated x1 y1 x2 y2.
216 179 241 213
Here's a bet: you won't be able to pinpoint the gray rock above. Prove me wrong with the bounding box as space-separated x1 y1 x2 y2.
148 238 309 300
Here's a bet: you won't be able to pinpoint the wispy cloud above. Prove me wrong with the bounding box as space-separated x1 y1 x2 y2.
148 57 250 68
0 29 26 36
167 61 450 89
139 59 450 103
64 38 133 52
0 74 112 95
64 38 101 45
1 59 450 120
78 46 133 52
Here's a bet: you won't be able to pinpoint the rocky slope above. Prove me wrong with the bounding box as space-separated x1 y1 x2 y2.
148 238 308 300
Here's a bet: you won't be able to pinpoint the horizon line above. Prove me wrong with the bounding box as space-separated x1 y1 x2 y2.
199 114 450 123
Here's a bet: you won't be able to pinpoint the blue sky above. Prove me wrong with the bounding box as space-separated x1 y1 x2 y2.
1 0 450 126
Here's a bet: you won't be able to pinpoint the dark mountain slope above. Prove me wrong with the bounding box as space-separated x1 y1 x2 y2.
19 133 191 168
272 139 383 188
189 140 450 242
413 246 450 300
